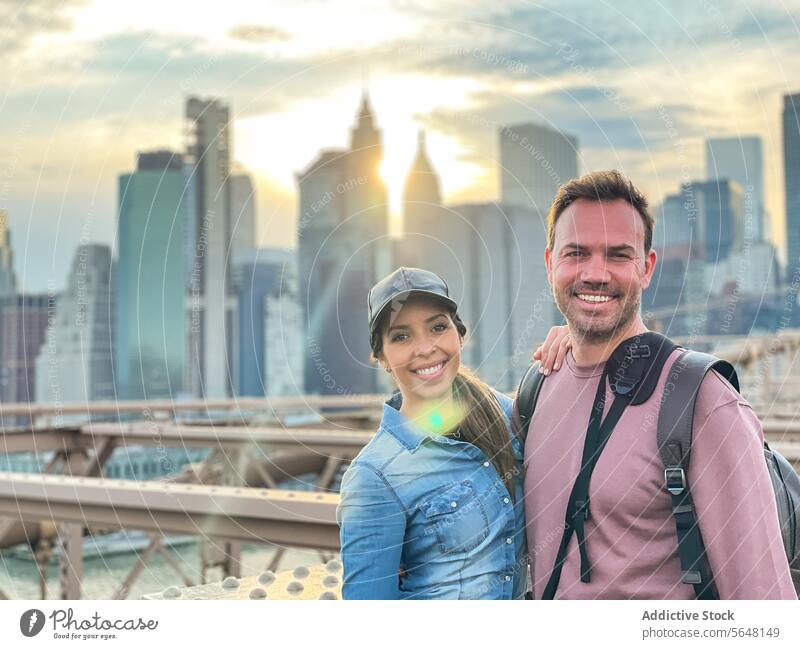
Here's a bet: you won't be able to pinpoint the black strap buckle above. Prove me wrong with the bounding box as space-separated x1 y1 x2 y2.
574 499 591 521
665 467 687 495
611 376 637 396
681 570 702 585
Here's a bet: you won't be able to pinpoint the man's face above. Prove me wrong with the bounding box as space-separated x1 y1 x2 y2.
545 198 657 343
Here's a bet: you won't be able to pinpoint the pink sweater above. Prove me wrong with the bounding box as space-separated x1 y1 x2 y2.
520 349 796 599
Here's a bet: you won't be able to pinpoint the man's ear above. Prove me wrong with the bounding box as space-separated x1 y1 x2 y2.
545 246 554 285
641 248 657 290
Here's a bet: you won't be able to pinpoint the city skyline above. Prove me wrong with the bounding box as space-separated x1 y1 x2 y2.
2 1 800 292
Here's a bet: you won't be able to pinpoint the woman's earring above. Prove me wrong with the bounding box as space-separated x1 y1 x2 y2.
384 366 392 373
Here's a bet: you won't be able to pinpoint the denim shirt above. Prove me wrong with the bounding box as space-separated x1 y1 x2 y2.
337 390 527 599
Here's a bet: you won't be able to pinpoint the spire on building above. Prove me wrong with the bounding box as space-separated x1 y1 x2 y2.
350 90 380 152
403 129 441 206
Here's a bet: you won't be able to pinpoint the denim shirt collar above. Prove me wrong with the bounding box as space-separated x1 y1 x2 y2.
380 391 435 452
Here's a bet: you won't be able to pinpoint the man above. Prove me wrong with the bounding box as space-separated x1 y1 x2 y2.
515 170 795 599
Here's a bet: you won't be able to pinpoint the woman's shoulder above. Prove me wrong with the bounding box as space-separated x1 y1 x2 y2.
346 422 408 479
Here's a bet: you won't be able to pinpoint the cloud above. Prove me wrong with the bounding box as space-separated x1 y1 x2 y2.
228 24 291 44
2 30 350 128
382 0 800 86
2 0 800 291
0 0 88 55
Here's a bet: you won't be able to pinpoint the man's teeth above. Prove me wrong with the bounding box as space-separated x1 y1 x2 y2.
414 362 444 376
577 294 613 303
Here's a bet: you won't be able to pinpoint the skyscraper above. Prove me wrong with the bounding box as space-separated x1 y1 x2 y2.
0 294 50 409
35 244 114 404
115 150 187 399
297 92 390 395
264 261 303 398
784 93 800 283
0 210 17 297
499 123 578 215
684 179 745 265
230 173 257 258
705 136 765 241
185 97 236 398
645 179 748 336
645 193 706 336
400 130 448 269
232 247 294 397
428 202 554 391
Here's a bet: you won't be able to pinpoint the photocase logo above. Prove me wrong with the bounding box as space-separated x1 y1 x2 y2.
20 609 45 637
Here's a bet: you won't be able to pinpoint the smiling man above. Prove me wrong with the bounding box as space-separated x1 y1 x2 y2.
516 170 795 599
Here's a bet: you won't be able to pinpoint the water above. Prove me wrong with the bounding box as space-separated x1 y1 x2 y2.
0 541 331 600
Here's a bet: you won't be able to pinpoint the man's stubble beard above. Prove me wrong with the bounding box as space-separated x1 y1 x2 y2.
553 285 642 343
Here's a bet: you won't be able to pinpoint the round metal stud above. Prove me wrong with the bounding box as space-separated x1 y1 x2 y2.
258 571 276 586
249 588 267 599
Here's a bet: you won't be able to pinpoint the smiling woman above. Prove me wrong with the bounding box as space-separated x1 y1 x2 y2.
336 266 528 600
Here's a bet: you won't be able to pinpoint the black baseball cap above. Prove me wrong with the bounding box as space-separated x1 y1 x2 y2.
368 267 458 335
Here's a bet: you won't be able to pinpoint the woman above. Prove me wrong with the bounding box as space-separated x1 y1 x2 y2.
336 267 569 599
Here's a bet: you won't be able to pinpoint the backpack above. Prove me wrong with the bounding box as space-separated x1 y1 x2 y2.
515 345 800 598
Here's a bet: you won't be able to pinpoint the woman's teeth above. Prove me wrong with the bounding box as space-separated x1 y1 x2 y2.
414 362 444 376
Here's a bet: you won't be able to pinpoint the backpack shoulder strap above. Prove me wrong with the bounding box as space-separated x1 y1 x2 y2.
657 348 739 600
657 350 739 468
513 361 544 442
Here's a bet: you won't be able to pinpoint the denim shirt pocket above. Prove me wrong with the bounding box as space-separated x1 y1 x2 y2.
419 480 489 555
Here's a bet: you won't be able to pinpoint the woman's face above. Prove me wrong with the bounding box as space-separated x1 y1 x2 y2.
378 295 462 405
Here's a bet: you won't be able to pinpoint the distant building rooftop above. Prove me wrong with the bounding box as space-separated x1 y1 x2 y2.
137 150 184 172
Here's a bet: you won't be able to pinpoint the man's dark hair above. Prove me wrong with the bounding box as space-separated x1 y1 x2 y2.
547 170 654 254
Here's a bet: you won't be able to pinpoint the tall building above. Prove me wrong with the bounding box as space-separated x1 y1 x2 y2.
784 93 800 282
401 130 447 268
232 247 294 396
705 136 765 242
652 193 695 248
499 123 578 215
457 202 556 391
185 97 236 398
399 127 471 339
643 241 707 337
646 195 703 335
397 125 557 390
0 294 50 408
264 262 303 398
646 179 749 335
665 179 744 265
115 150 187 399
296 92 390 395
230 173 257 258
35 244 114 404
0 211 16 297
399 199 555 392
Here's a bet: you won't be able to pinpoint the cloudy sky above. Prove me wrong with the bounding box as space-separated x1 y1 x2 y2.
2 0 799 292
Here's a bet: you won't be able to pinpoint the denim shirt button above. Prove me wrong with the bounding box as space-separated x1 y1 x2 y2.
504 575 511 582
483 461 490 467
506 537 513 544
450 501 458 508
503 497 510 504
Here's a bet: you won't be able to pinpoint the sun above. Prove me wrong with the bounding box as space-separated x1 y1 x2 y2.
378 157 408 216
